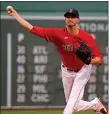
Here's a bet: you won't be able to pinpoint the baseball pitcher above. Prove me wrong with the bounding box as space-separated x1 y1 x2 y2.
7 6 107 114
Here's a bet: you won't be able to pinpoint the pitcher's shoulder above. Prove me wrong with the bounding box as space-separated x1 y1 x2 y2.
54 28 66 31
79 28 93 37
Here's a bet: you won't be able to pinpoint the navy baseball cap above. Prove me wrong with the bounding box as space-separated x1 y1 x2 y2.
64 8 79 18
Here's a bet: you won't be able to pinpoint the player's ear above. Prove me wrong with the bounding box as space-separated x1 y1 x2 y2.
76 18 80 24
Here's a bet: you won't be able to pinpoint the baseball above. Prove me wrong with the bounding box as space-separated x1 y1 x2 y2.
6 6 13 10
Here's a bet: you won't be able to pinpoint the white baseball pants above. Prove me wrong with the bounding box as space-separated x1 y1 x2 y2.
61 64 97 114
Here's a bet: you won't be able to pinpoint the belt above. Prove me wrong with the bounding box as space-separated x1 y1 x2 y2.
62 65 80 72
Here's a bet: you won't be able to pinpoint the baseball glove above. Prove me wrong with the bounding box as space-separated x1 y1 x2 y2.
73 37 91 65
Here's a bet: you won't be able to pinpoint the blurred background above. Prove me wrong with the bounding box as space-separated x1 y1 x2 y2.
1 1 108 114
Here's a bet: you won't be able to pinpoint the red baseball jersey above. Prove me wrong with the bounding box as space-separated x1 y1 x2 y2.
30 26 102 69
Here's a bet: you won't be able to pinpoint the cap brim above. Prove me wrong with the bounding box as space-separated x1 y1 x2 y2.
64 12 79 18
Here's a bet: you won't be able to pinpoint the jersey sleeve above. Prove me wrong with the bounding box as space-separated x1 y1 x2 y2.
87 35 102 59
30 26 55 42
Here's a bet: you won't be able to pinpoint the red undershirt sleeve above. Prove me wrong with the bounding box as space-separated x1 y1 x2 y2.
87 35 102 60
30 26 55 42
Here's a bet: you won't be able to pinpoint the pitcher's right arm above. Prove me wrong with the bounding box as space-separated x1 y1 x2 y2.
7 6 55 42
7 6 33 31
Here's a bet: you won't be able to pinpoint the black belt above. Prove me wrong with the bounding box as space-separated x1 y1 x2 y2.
62 65 80 72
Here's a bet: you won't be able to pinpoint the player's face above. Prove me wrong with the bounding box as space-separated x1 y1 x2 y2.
65 14 80 27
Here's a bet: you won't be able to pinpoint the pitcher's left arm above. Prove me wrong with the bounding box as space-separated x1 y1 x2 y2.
88 35 102 66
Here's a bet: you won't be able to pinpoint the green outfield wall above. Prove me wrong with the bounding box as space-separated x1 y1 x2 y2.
1 1 108 16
